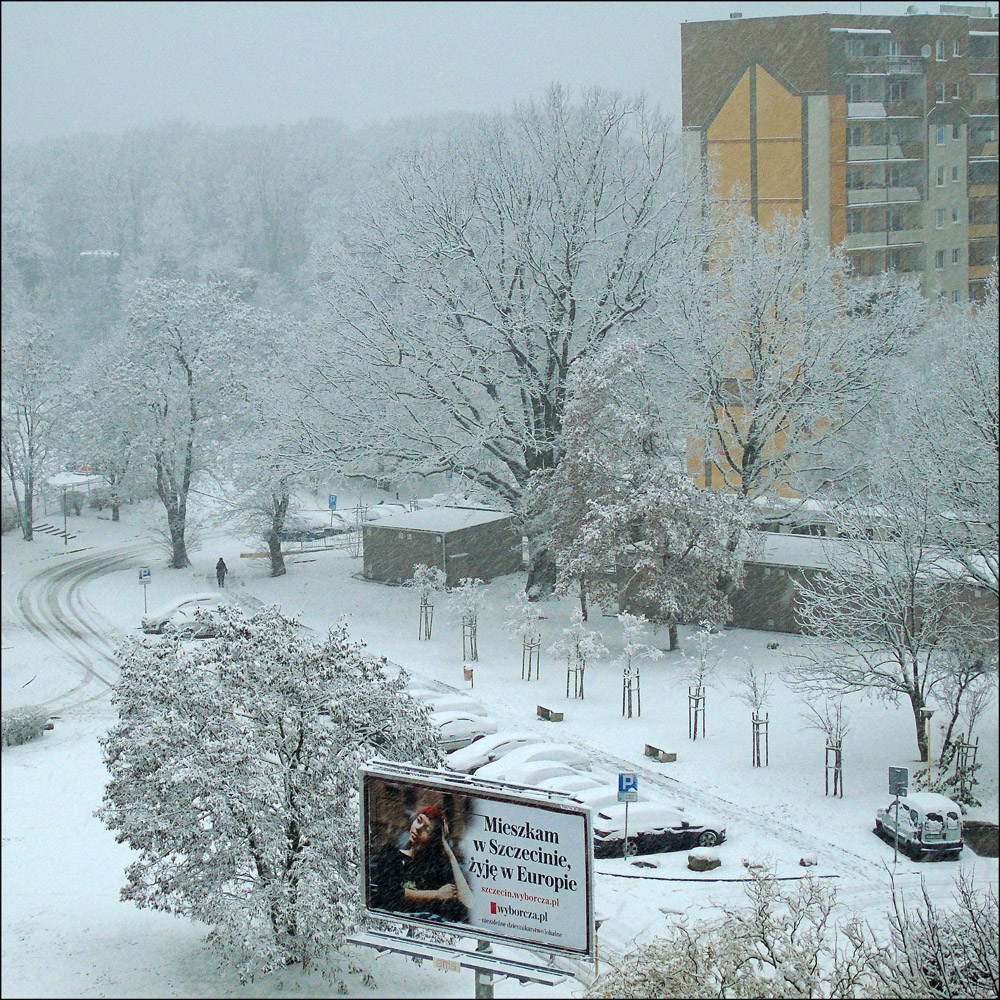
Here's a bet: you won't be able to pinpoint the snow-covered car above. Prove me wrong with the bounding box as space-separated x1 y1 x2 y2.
535 773 604 795
445 731 545 772
875 792 963 859
141 593 228 638
407 689 488 716
475 758 582 785
592 802 726 858
428 710 498 753
469 741 592 777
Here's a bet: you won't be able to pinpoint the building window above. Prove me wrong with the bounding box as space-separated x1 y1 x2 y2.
886 166 902 188
888 80 904 102
847 211 864 234
936 208 946 228
888 209 904 232
848 81 865 103
848 125 863 146
936 82 946 102
888 250 903 271
952 290 962 303
953 123 961 140
935 250 945 269
968 83 977 102
953 248 961 264
936 40 946 61
847 169 865 190
953 207 961 224
953 166 960 183
952 82 960 100
936 125 946 145
953 40 961 57
888 39 900 58
936 166 946 187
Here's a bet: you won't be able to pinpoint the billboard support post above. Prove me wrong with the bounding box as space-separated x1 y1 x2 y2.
474 939 494 999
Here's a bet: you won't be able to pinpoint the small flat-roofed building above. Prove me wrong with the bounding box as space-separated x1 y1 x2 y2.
362 507 523 587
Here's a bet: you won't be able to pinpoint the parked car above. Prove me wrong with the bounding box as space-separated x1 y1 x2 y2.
477 758 583 785
407 689 488 716
535 773 605 795
428 710 498 753
468 742 591 776
592 802 727 858
446 731 545 773
875 792 963 859
141 594 228 638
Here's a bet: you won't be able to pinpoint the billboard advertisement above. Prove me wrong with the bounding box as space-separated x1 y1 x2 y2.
361 763 594 958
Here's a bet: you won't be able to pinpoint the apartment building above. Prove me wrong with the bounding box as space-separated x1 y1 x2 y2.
681 5 999 301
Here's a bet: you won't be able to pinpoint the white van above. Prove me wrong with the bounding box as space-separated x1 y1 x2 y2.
875 792 963 859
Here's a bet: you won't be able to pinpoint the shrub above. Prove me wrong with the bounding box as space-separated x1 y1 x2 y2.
2 706 50 749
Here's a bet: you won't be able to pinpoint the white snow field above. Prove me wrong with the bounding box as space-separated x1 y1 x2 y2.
2 494 997 998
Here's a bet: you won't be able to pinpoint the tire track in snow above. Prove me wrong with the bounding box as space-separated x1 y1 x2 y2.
16 542 153 715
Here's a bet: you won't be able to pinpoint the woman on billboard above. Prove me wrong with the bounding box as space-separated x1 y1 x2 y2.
369 804 473 922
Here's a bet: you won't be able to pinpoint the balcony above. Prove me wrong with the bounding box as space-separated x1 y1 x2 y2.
847 185 922 205
969 140 999 161
884 100 923 119
843 229 923 251
846 56 925 76
847 102 887 119
847 144 920 162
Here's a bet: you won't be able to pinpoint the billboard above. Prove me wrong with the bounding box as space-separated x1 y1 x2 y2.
361 763 594 958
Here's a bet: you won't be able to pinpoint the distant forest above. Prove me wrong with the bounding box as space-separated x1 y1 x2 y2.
1 113 470 358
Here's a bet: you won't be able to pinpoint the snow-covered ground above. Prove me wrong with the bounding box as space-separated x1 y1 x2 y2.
2 493 997 998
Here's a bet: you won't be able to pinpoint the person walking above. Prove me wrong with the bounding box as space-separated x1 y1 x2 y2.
216 557 228 588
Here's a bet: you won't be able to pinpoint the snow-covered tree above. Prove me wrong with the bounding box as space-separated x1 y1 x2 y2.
791 462 998 762
307 86 705 523
893 264 999 598
71 333 148 522
542 339 752 647
113 278 266 567
550 609 608 698
98 606 439 984
410 563 447 603
447 577 485 622
504 588 542 643
654 214 924 502
1 320 67 540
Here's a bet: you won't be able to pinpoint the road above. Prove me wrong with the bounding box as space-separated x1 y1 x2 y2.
14 542 156 715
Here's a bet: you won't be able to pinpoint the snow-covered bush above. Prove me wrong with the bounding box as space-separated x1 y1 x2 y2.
589 869 999 1000
588 867 874 998
97 605 440 984
1 706 50 749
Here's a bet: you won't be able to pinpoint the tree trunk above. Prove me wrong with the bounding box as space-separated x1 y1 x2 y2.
112 502 121 522
526 547 557 598
20 488 34 541
579 578 588 621
268 531 286 577
668 623 679 651
164 503 189 568
910 694 929 763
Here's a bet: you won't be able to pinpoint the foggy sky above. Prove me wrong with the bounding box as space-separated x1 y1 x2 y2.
3 1 996 146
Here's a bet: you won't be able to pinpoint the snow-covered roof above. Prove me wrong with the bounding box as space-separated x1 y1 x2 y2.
366 506 513 533
47 472 103 488
901 792 961 814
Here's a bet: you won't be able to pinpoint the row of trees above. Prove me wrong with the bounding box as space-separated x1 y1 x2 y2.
4 87 997 760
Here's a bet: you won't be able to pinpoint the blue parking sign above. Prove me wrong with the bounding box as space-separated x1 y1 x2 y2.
328 494 337 510
618 772 638 802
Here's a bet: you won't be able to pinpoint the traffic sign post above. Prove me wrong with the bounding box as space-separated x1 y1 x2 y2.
888 767 908 864
619 773 638 859
138 566 151 615
328 494 337 510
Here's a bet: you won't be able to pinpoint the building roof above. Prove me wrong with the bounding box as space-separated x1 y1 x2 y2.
365 507 513 534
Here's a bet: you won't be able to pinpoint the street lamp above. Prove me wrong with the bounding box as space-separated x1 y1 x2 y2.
61 484 68 546
919 707 935 789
